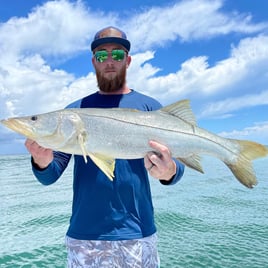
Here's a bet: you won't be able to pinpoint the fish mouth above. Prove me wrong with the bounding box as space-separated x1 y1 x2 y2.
1 118 36 139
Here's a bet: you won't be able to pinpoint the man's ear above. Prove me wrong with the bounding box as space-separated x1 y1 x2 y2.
126 55 131 68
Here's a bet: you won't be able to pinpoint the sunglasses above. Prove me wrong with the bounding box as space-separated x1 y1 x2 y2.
94 49 126 63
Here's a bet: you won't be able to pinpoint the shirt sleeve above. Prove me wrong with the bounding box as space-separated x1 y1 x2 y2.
160 158 185 186
32 151 71 185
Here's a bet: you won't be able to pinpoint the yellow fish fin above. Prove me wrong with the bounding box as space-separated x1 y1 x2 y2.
77 132 88 163
225 139 268 188
89 153 115 181
177 154 204 173
76 126 115 180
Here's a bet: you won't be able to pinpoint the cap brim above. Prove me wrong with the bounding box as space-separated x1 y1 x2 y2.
91 37 131 51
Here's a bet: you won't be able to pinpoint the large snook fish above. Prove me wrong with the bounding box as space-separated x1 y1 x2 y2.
1 100 267 188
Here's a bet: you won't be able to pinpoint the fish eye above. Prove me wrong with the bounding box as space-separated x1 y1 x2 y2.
31 116 38 121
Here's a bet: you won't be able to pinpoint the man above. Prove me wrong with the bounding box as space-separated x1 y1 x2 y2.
25 26 185 268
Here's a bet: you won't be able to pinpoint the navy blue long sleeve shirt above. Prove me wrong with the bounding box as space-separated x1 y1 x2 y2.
32 90 185 240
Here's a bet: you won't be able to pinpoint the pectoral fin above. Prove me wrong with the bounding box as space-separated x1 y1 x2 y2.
76 129 115 181
89 153 115 181
78 132 88 163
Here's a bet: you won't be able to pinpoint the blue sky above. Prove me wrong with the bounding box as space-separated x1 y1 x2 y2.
0 0 268 154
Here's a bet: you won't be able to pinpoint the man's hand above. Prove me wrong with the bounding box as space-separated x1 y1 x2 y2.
144 140 176 182
25 139 53 169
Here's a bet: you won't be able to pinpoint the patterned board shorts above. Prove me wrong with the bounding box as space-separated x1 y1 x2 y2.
65 233 160 268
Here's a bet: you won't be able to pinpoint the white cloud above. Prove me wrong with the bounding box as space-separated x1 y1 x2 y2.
127 0 268 51
129 56 211 102
128 34 268 105
218 121 268 144
0 0 113 57
199 90 268 119
1 0 266 58
0 54 75 118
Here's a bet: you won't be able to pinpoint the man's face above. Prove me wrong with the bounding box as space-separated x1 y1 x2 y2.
92 44 130 93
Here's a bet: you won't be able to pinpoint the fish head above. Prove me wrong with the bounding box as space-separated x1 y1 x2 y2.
0 110 81 149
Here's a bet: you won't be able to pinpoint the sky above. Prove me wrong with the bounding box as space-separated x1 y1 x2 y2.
0 0 268 155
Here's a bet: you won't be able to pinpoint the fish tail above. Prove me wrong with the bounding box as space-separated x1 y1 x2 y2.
226 140 268 188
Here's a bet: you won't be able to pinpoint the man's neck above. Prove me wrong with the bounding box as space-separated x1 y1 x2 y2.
98 86 131 95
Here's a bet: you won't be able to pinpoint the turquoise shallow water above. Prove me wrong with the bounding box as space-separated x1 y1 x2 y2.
0 154 267 267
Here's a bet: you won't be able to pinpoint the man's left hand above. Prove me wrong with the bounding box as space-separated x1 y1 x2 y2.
144 140 176 182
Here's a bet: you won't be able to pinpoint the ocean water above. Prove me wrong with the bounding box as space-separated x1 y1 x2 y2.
0 154 267 268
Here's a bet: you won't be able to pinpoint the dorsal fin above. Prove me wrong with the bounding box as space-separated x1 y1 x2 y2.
160 99 197 125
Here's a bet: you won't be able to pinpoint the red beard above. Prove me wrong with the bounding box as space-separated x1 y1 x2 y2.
96 66 127 93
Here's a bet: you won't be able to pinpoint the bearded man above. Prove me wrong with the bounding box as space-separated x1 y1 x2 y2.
25 26 185 268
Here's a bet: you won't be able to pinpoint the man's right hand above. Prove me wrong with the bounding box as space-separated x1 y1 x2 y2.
25 139 53 169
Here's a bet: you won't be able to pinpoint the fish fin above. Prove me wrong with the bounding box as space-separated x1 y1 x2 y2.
77 132 88 163
161 99 197 125
89 153 115 181
233 139 268 159
225 140 268 188
78 127 115 180
177 155 204 173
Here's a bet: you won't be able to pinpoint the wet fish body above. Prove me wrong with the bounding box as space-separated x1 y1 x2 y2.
1 100 267 188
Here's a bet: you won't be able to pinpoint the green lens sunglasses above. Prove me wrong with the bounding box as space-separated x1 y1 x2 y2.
94 49 126 63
